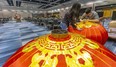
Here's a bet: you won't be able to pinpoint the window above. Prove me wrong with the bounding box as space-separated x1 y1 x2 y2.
97 12 103 17
112 11 116 20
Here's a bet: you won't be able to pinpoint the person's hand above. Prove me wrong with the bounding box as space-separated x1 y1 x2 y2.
72 25 77 29
87 19 100 23
80 19 88 23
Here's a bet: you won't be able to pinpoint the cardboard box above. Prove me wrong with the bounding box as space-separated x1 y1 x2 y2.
109 28 116 33
108 21 116 39
109 21 116 28
108 33 116 40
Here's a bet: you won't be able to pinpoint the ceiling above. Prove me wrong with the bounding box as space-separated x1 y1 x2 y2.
0 0 71 10
23 0 71 9
0 0 115 12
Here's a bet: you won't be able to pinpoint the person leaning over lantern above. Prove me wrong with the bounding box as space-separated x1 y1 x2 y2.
80 8 100 23
62 3 108 44
62 2 81 29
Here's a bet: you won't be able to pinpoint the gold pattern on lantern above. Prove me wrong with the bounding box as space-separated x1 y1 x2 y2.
22 34 99 52
22 33 99 67
75 21 98 29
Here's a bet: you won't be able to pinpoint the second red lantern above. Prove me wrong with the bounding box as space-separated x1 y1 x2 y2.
68 21 108 44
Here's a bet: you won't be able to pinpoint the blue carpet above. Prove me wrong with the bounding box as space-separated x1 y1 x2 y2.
0 22 50 67
102 21 116 54
104 40 116 54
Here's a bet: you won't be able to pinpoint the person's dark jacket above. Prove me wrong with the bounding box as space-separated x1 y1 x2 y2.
63 13 77 28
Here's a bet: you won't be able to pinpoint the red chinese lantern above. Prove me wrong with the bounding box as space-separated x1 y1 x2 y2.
3 30 116 67
68 21 108 44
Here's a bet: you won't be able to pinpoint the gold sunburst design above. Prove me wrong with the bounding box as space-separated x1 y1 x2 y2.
3 30 116 67
22 32 99 67
75 21 98 29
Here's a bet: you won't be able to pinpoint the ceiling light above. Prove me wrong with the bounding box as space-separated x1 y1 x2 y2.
23 10 27 12
2 9 8 11
57 9 60 11
65 7 69 9
51 10 54 13
11 10 15 12
61 8 64 10
86 0 103 5
39 11 43 13
81 4 84 6
16 10 20 12
94 1 103 3
86 2 93 5
29 10 33 13
49 11 52 13
54 10 57 12
35 11 38 13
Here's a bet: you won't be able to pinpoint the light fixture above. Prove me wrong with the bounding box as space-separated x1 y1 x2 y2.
86 2 93 5
81 4 84 6
94 0 104 3
61 8 64 10
54 9 57 12
35 11 38 13
57 9 60 11
30 10 33 13
86 0 103 5
39 11 43 13
23 10 28 12
65 7 69 9
51 10 54 13
2 9 8 11
11 10 15 12
16 10 21 12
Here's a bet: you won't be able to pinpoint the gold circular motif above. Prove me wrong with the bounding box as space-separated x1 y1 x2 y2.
75 21 98 29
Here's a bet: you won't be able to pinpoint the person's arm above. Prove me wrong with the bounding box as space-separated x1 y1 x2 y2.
87 19 100 23
80 13 86 20
88 11 100 23
63 13 70 27
70 21 77 28
63 13 77 28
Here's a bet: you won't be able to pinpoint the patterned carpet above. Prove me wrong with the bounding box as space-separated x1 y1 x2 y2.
0 22 50 67
0 21 115 67
105 39 116 54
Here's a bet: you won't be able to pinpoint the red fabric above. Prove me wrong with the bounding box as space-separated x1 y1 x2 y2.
68 25 108 44
83 45 116 67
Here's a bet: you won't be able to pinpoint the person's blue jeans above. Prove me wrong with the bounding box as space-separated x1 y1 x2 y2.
59 22 67 30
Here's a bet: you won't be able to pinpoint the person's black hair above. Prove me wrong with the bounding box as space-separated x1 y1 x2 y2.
69 2 81 20
63 2 81 28
85 8 91 14
68 2 81 28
